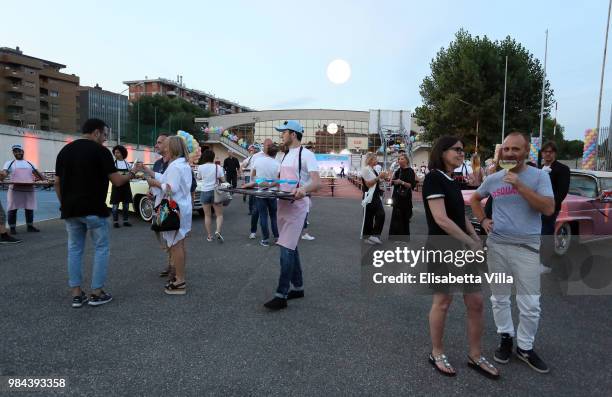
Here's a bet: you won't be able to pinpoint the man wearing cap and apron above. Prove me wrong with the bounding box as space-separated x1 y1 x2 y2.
264 120 320 311
2 144 44 234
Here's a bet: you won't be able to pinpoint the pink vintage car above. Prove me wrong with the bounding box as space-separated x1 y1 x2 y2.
463 169 612 256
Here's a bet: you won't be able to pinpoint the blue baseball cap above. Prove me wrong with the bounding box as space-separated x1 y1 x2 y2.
274 120 304 134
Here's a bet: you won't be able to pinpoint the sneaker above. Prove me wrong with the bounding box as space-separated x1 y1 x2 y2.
215 231 224 243
71 292 88 308
88 291 113 306
263 297 287 311
301 233 315 241
516 347 550 373
0 233 21 244
260 239 270 247
207 236 213 242
164 281 186 295
123 222 132 227
10 227 16 235
113 223 120 228
287 290 304 300
249 233 256 239
368 236 383 245
364 237 376 245
27 225 40 232
494 333 513 364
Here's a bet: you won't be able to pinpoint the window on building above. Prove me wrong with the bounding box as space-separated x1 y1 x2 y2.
50 90 59 97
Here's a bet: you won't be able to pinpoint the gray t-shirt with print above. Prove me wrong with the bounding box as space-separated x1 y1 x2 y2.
476 166 553 246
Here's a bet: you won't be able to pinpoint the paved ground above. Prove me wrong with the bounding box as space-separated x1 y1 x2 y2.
1 196 611 396
0 189 60 226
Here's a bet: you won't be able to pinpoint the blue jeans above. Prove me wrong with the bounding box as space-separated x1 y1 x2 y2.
256 197 278 241
275 246 303 298
249 195 259 233
65 216 110 290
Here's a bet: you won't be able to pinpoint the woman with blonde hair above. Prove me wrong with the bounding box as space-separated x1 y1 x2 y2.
468 153 485 188
360 152 388 244
141 135 193 295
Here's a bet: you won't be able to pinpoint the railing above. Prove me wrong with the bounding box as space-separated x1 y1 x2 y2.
204 132 249 157
597 126 611 171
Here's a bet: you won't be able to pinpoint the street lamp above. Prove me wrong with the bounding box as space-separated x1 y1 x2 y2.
117 86 130 145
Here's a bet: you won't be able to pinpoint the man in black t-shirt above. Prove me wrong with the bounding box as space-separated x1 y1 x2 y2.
55 118 136 308
223 151 240 189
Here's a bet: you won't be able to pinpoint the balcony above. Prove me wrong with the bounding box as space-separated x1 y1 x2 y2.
7 112 24 121
167 91 176 96
7 98 23 106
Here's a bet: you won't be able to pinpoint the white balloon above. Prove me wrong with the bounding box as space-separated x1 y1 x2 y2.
327 123 338 134
327 59 351 84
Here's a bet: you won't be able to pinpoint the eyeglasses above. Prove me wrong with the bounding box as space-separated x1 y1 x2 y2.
447 147 465 154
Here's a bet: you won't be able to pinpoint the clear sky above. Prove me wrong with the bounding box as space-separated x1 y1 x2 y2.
2 0 611 140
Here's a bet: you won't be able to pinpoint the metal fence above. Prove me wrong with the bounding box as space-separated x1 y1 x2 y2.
597 126 612 171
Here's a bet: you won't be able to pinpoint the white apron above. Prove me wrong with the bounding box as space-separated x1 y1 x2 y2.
7 167 37 211
276 159 309 251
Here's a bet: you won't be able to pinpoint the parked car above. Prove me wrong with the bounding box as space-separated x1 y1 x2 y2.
463 169 612 256
106 179 204 222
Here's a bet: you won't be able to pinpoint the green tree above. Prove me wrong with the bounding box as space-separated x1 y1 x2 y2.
414 29 554 158
559 140 585 160
125 95 211 146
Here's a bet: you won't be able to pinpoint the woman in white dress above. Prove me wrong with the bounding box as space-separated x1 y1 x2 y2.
141 136 193 295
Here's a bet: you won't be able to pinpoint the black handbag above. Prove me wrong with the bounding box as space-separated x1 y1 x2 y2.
151 193 181 232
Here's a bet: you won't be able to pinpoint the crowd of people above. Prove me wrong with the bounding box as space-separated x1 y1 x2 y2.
1 117 572 378
48 118 320 310
359 132 570 379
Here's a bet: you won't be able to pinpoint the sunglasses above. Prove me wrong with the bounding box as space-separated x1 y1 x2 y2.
447 147 465 154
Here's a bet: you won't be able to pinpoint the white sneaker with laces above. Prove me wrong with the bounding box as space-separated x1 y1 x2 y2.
301 233 315 241
249 233 256 239
368 236 383 245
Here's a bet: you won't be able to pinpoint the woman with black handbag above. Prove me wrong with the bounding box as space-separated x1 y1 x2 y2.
140 136 193 295
388 153 416 239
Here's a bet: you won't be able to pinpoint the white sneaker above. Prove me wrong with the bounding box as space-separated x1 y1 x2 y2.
249 233 256 239
301 233 315 241
364 237 376 245
368 236 383 245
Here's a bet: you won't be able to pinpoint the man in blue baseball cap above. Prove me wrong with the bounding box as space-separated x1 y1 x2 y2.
263 120 320 311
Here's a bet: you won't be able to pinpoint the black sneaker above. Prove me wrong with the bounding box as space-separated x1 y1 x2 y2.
516 347 550 373
71 292 88 308
88 291 113 306
494 333 513 364
123 222 132 227
287 290 304 300
27 225 40 232
263 297 287 311
0 233 21 244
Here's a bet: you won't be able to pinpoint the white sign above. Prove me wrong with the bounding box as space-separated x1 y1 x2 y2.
347 137 369 150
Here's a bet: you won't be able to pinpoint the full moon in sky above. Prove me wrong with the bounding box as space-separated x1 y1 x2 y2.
326 59 351 84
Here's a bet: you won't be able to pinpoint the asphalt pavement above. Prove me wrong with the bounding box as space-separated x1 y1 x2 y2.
1 196 611 396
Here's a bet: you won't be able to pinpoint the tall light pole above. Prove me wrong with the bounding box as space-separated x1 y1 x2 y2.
117 87 130 145
501 55 508 142
454 97 480 152
595 0 612 168
538 30 549 152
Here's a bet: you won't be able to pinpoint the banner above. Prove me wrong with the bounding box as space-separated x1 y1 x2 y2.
347 137 369 150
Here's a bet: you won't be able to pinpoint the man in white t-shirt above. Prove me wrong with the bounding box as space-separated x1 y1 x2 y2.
244 144 281 246
263 121 319 311
1 144 45 234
